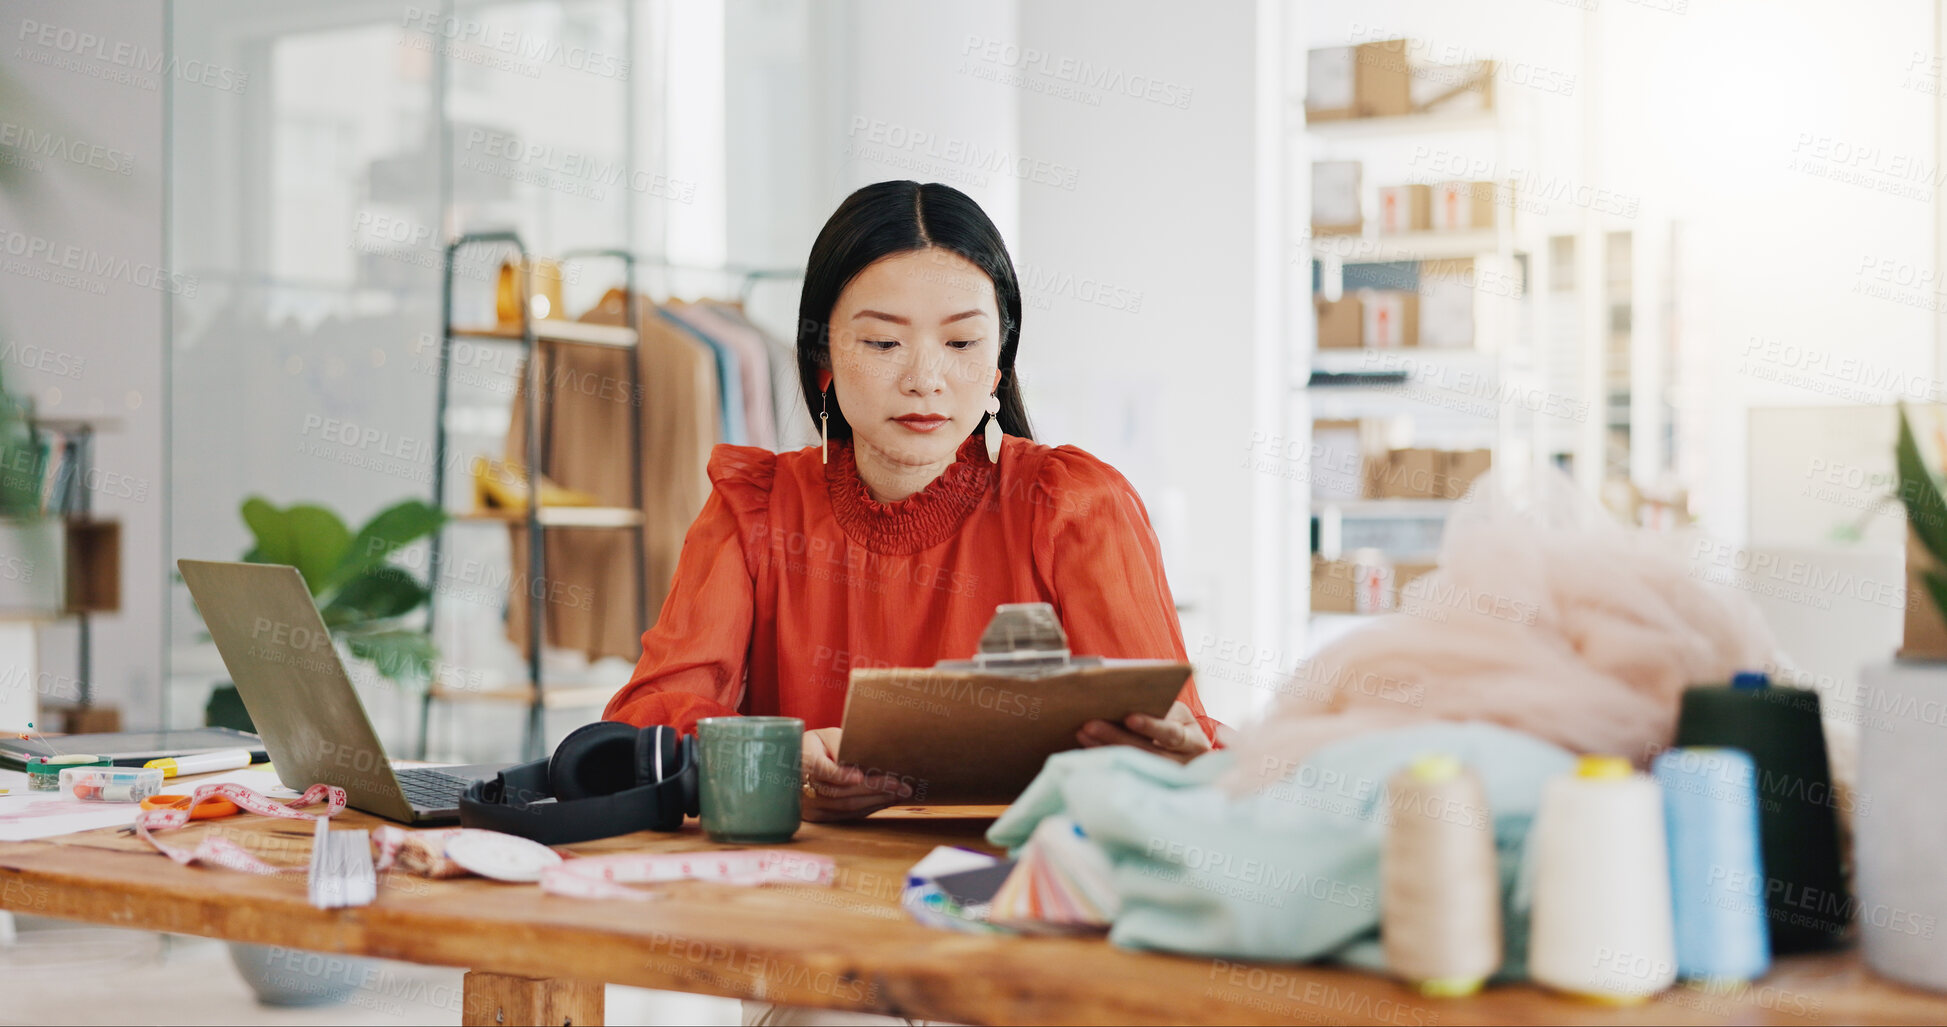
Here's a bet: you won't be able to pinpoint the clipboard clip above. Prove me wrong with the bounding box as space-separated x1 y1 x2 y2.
969 603 1074 675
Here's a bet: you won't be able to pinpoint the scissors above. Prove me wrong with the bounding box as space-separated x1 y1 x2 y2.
139 793 242 820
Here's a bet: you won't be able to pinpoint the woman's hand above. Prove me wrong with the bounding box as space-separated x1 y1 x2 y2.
800 727 913 822
1077 701 1212 764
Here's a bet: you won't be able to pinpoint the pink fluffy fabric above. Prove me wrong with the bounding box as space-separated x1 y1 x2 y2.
1220 474 1778 795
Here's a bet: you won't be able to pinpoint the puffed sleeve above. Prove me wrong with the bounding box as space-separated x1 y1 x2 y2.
1031 446 1224 745
603 444 774 734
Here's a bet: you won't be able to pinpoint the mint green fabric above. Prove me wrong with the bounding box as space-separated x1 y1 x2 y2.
987 722 1574 976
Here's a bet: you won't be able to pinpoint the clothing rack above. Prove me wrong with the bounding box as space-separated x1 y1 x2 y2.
419 233 644 761
620 256 803 304
417 243 802 760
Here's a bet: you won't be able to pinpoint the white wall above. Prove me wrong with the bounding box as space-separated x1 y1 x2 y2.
1014 1 1264 725
0 0 169 723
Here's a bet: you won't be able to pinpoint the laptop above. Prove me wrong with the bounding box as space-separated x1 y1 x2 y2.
178 559 509 824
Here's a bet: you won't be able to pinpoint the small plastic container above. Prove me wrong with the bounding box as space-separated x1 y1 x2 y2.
26 755 111 791
60 766 164 803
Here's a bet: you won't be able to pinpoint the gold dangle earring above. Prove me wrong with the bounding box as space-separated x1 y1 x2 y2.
984 393 1003 463
820 387 830 465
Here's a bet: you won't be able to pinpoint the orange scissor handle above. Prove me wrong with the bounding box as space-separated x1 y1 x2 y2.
141 794 241 820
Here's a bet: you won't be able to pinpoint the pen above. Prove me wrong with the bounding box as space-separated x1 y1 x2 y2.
144 749 253 778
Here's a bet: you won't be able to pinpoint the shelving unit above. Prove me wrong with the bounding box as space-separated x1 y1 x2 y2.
1291 48 1544 639
419 233 644 761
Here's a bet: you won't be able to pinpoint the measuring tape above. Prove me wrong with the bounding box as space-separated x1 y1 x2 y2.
134 781 404 876
540 849 835 900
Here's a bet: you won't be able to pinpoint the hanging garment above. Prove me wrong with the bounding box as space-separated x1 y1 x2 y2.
666 300 777 450
661 306 746 446
504 291 722 662
602 430 1223 742
704 300 818 452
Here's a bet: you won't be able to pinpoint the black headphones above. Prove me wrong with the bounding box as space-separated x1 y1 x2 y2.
459 722 700 844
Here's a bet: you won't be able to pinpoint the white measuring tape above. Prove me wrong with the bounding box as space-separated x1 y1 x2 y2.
541 849 836 900
134 781 405 876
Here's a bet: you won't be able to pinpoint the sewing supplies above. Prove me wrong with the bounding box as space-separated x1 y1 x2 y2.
143 749 253 779
902 846 1012 933
988 815 1118 933
1674 671 1846 952
443 829 564 883
60 766 163 803
1381 755 1501 997
133 781 381 878
539 849 836 901
26 754 111 791
1653 747 1770 983
1529 755 1676 1003
308 818 378 909
139 793 243 820
371 826 471 879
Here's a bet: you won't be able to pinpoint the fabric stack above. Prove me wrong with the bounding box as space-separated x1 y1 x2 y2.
504 290 814 663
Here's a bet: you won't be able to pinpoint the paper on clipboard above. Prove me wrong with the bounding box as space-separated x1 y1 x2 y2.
835 656 1190 805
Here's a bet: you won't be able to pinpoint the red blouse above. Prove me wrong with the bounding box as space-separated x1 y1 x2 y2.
604 430 1221 743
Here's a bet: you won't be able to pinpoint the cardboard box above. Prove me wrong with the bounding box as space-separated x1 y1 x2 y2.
1364 448 1440 499
1392 560 1440 610
1311 556 1359 613
1443 449 1493 498
1359 290 1418 350
1376 184 1431 234
1418 258 1476 349
1430 180 1499 231
1306 41 1414 122
1311 419 1366 500
1409 58 1496 115
1311 161 1363 236
1365 448 1492 499
1316 294 1364 349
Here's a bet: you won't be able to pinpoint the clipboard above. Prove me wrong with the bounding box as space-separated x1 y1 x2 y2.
835 604 1191 804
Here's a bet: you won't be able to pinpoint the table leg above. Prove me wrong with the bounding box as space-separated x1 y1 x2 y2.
462 970 604 1027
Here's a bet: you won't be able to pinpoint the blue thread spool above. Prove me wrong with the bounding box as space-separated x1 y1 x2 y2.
1653 747 1770 983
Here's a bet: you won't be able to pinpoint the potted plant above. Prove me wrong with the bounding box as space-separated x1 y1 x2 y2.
203 496 446 731
0 365 60 615
1856 404 1947 991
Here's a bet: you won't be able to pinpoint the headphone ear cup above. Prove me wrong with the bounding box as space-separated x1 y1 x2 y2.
679 735 700 818
550 721 641 801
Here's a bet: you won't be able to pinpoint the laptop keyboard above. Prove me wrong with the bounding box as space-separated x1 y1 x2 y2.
395 768 475 810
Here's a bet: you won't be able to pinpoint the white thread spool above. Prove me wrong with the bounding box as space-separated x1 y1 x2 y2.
1382 754 1502 996
1529 755 1676 1003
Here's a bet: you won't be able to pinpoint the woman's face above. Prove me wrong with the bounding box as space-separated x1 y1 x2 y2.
827 248 1002 467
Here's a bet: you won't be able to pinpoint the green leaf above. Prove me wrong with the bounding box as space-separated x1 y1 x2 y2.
1897 405 1947 566
238 497 351 595
346 630 438 685
239 496 292 565
327 499 446 591
322 565 429 627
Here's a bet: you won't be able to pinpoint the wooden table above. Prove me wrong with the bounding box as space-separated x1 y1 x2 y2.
1 799 1944 1025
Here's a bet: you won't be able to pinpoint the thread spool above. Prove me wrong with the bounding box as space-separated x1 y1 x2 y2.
1674 671 1846 953
1382 754 1502 996
1653 747 1770 983
1529 755 1676 1003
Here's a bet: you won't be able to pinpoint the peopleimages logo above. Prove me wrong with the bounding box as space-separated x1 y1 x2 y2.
0 121 133 176
15 19 248 92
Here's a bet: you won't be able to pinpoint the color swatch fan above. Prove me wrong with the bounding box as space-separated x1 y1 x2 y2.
988 815 1119 933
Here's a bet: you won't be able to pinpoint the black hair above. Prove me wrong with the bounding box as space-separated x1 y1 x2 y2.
796 180 1033 445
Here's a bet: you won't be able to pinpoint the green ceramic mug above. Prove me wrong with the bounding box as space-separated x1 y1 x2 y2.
697 716 804 844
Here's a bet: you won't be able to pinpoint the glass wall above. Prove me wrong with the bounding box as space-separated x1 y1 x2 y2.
167 1 637 752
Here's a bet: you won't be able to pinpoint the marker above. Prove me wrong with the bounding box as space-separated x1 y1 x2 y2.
144 749 253 779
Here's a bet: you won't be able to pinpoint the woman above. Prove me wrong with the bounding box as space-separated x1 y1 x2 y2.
605 180 1227 821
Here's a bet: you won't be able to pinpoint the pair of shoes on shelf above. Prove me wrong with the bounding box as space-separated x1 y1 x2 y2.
471 456 599 512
